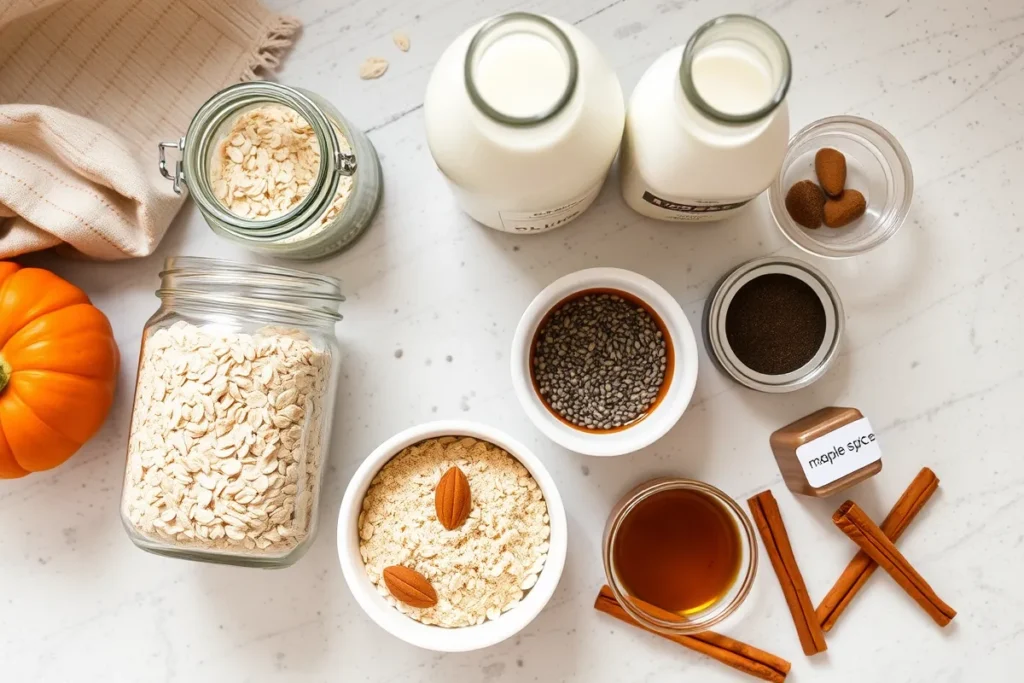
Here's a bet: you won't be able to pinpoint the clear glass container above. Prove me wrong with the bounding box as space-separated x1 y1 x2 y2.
602 478 758 634
159 82 382 260
120 257 343 567
768 115 913 258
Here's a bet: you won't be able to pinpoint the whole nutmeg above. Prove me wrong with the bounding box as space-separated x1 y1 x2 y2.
382 565 438 608
785 180 826 229
815 148 847 197
435 466 471 530
824 189 867 228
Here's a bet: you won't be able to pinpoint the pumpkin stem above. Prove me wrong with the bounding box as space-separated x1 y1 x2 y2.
0 353 10 393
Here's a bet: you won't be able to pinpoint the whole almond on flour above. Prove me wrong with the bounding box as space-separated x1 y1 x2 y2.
815 148 847 198
435 466 471 530
382 565 438 608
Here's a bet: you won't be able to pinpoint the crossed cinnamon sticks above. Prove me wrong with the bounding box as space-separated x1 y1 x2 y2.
749 467 955 657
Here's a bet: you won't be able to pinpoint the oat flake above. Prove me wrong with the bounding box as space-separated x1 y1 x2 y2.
359 57 389 80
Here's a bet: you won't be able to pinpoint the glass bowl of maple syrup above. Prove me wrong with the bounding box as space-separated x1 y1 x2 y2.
602 478 758 634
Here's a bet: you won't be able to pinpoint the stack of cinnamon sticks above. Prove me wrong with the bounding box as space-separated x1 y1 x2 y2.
593 468 955 682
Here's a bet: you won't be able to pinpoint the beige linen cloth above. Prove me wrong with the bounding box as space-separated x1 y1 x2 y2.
0 0 299 259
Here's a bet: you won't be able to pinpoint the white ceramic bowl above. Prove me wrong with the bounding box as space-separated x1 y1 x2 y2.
337 420 567 652
511 268 699 456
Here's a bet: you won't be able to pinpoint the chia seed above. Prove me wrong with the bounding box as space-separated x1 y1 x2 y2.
531 291 668 430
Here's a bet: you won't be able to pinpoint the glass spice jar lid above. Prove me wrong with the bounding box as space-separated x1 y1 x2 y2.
702 256 844 393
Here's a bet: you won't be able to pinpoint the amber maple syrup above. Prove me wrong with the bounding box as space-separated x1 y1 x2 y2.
612 487 741 615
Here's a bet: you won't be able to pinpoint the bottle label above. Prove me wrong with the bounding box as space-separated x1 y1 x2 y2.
640 190 752 222
795 418 882 487
496 181 603 233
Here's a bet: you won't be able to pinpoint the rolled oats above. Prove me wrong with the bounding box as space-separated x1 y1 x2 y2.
123 321 330 555
359 437 551 628
209 104 354 240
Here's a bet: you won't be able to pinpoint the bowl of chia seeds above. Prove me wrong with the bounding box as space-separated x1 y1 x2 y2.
511 268 699 457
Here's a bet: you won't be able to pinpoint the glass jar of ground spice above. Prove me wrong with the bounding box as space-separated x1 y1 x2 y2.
703 257 844 392
158 82 383 260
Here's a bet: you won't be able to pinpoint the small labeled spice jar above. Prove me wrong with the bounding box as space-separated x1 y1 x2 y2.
770 407 882 497
159 82 382 260
703 256 844 392
120 257 343 567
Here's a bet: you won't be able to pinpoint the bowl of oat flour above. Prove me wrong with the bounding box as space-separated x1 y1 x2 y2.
338 421 567 652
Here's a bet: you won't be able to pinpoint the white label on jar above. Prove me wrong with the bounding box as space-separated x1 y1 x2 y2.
796 418 882 487
497 181 603 233
639 190 753 222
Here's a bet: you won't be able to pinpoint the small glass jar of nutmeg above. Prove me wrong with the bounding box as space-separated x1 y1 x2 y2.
159 82 383 260
602 478 758 634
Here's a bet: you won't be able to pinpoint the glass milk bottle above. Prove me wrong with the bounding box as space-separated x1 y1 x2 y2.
424 13 624 234
620 15 791 222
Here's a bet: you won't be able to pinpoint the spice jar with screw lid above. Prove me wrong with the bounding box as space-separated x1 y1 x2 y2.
158 82 382 260
120 257 343 567
703 256 844 393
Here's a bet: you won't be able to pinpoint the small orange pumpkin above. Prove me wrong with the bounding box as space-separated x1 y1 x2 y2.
0 262 119 478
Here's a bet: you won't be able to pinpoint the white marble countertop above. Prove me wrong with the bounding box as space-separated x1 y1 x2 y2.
4 0 1023 680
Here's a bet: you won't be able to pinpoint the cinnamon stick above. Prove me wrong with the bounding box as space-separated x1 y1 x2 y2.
747 490 827 655
816 467 939 631
832 501 956 626
594 586 791 683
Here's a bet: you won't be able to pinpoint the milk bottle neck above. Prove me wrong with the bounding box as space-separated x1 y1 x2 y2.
464 12 580 126
677 15 791 126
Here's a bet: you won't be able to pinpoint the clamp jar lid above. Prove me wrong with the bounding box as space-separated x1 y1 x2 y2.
703 256 844 393
158 82 382 260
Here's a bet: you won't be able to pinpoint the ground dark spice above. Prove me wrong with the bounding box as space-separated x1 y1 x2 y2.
725 274 826 375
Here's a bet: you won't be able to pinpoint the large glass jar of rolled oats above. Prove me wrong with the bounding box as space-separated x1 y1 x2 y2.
158 82 382 260
120 257 343 567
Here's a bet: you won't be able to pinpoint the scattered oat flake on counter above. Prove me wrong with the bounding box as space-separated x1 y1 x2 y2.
393 32 411 52
360 57 389 80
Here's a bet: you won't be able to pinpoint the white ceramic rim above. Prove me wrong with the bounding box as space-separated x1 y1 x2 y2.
337 420 568 652
510 268 699 456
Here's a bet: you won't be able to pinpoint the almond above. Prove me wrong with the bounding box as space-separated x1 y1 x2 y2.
435 466 471 530
823 189 867 228
382 565 438 608
815 148 847 198
785 180 826 229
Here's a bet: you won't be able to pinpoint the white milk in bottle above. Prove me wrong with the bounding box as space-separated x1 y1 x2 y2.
620 15 791 222
424 13 624 233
